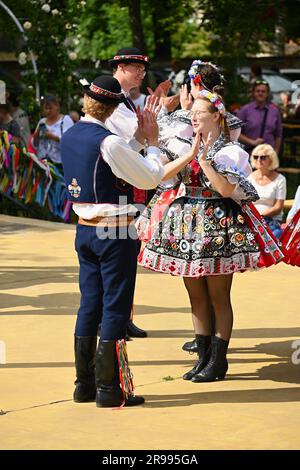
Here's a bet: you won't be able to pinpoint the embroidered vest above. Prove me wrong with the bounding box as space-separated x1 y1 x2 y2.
61 121 133 204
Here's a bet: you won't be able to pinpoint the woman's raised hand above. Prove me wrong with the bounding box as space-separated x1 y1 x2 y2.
180 84 193 111
198 131 213 166
189 129 202 160
136 109 159 146
144 94 161 115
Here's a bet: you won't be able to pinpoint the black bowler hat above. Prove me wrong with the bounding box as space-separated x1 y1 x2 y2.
80 75 125 104
108 47 150 69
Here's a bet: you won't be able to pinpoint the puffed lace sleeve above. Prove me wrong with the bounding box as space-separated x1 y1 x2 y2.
159 136 194 186
211 144 259 203
158 109 193 147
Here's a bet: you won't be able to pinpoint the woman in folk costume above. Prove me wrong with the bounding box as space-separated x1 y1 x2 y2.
280 188 300 266
280 209 300 266
138 91 284 382
154 59 243 354
158 59 243 149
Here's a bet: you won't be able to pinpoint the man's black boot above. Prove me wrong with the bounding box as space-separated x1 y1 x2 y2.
126 319 147 338
95 339 144 407
73 336 97 402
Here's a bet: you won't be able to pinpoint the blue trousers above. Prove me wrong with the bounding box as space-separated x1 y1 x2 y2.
74 225 137 339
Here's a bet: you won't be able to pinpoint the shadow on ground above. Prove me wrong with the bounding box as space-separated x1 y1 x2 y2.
1 340 299 387
142 386 300 408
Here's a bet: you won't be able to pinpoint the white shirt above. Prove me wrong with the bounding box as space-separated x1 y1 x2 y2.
131 93 147 111
34 115 74 163
105 86 140 144
248 172 286 220
106 101 138 143
72 116 164 219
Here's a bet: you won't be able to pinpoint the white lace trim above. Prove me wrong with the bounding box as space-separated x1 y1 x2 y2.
139 248 261 277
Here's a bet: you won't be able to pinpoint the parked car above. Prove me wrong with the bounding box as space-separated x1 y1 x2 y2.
238 67 296 104
280 68 300 83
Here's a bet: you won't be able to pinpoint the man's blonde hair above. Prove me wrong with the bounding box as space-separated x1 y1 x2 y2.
82 95 117 121
250 144 279 170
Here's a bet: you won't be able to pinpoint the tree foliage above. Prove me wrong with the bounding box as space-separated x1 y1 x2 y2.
196 0 287 103
71 0 132 61
0 0 84 118
0 0 299 112
72 0 196 60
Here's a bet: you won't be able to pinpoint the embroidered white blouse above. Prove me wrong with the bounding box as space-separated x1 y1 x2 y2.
158 134 256 204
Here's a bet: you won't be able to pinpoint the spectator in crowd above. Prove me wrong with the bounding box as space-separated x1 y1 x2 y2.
237 79 282 155
129 86 147 111
0 103 21 145
32 95 74 168
294 91 300 119
168 59 186 95
279 91 295 120
248 143 286 238
7 92 31 146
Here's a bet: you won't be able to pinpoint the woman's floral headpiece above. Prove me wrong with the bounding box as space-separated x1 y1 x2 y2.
198 89 226 115
188 59 224 89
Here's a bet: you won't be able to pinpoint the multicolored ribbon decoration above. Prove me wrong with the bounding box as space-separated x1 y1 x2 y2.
0 130 71 222
116 339 135 407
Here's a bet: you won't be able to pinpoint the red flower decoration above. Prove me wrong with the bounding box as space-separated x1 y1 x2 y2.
193 75 202 85
274 250 281 260
202 190 213 197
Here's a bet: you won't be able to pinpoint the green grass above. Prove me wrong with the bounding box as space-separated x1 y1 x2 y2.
162 376 175 381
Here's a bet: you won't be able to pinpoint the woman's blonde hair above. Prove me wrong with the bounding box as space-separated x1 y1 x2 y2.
82 95 117 121
250 143 279 170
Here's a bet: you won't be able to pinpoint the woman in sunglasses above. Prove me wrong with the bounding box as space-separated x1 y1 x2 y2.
248 144 286 238
138 92 284 383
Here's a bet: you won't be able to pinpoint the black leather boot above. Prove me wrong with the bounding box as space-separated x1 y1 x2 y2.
126 319 147 338
73 336 97 402
192 336 229 382
183 335 211 380
95 339 144 408
182 337 198 353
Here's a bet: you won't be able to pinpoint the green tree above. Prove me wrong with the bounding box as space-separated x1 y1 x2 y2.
73 0 132 61
0 0 84 119
70 0 197 61
195 0 284 103
1 0 298 114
